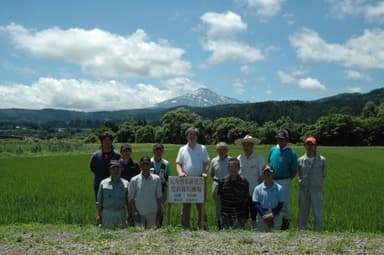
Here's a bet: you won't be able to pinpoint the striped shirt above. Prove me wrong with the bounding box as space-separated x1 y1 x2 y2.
218 175 249 217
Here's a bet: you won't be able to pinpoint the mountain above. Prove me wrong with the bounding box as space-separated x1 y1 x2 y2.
0 87 383 125
155 88 243 108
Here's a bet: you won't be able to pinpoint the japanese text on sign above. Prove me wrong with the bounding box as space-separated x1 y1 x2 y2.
168 176 205 203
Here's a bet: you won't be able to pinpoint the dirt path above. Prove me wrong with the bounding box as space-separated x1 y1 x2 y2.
1 226 383 254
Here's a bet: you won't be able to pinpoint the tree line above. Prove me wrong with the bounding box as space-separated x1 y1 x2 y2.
85 101 384 146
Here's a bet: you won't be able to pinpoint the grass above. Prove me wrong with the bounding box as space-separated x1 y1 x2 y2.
0 141 383 233
0 224 383 254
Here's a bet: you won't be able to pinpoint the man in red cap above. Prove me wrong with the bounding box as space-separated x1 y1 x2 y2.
297 136 327 232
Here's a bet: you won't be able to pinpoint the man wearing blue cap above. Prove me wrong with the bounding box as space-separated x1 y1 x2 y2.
96 160 129 229
253 165 284 232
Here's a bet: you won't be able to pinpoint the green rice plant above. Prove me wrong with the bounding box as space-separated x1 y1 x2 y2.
0 142 383 233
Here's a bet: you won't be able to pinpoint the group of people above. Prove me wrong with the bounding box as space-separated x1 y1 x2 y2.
90 127 327 232
91 133 169 229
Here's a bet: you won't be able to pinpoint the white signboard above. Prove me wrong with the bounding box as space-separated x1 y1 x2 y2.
168 176 205 203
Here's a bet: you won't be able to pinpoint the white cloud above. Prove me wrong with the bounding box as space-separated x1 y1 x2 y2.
240 65 251 74
277 70 327 91
0 77 175 111
328 0 384 23
162 77 205 91
346 86 362 93
233 80 246 95
289 27 384 69
238 0 284 17
344 69 371 80
277 70 295 84
364 2 384 23
297 78 327 91
1 23 191 79
203 39 264 63
200 11 264 64
200 11 247 38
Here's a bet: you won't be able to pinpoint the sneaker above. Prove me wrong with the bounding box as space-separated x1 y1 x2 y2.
281 218 290 230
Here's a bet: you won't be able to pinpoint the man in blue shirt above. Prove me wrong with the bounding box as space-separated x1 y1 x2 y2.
96 160 129 229
268 129 297 230
253 165 283 232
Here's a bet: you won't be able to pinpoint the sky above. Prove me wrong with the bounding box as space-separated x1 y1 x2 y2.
0 0 383 111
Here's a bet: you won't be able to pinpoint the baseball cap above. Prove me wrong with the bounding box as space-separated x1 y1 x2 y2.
305 137 317 145
140 156 151 165
263 165 274 174
109 160 121 169
275 129 289 139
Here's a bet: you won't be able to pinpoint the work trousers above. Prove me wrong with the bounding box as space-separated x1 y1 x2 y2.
138 212 157 229
101 209 126 229
298 186 324 232
212 181 222 223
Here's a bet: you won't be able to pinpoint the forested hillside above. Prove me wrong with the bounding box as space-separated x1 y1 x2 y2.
0 88 383 125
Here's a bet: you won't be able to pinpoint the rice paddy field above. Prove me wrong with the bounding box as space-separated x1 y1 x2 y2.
0 140 383 233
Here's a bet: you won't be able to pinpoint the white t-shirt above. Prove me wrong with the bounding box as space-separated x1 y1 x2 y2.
176 143 209 176
238 151 266 196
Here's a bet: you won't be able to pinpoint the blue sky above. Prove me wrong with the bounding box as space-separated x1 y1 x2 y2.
0 0 383 111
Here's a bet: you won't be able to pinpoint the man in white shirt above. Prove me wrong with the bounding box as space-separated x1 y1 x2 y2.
176 127 210 229
129 156 162 229
235 134 265 229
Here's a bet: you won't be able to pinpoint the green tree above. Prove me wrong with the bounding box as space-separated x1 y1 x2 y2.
160 108 202 144
212 117 244 143
315 114 364 146
376 102 384 119
361 101 378 118
135 125 155 143
153 126 165 143
362 117 384 145
103 120 119 133
116 122 136 143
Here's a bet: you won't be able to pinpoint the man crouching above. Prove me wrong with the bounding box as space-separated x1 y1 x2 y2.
252 165 284 232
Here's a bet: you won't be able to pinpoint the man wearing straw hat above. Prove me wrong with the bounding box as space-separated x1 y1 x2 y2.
235 134 265 229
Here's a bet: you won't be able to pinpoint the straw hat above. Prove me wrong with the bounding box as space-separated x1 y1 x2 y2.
235 135 261 145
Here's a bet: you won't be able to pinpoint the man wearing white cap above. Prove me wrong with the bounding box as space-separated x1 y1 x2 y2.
298 136 327 232
235 134 265 228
